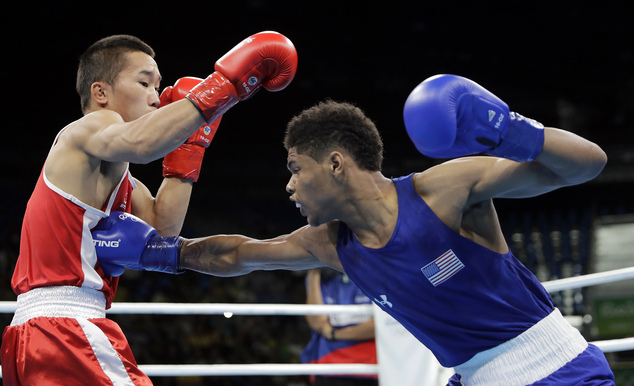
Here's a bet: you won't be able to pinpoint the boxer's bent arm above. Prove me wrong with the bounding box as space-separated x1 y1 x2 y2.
179 227 329 277
532 127 607 186
441 128 607 206
130 177 193 236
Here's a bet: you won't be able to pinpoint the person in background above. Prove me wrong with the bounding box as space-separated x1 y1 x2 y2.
301 268 378 386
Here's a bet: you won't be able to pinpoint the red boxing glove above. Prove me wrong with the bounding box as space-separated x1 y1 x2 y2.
162 118 222 182
159 85 174 107
159 77 204 108
160 76 223 182
215 31 298 99
186 72 239 123
186 31 298 122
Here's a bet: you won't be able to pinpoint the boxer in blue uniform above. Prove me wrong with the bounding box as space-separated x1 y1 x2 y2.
92 75 615 385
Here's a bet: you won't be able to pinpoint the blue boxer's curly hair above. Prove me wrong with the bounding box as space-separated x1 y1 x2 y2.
284 100 384 172
76 35 155 114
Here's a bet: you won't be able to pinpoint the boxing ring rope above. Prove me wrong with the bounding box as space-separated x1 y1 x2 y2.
1 266 633 378
137 363 379 377
541 266 634 292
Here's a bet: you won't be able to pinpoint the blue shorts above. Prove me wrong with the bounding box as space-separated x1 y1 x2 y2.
530 344 614 385
447 344 615 385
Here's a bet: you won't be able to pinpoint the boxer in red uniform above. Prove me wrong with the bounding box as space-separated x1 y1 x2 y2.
1 32 297 385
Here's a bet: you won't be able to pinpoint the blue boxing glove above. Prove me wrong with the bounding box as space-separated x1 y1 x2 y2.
92 212 184 276
403 74 545 162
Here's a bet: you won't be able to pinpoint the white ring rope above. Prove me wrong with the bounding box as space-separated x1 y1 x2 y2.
1 266 632 378
592 337 634 353
109 302 373 315
138 363 379 377
541 266 634 292
1 266 632 315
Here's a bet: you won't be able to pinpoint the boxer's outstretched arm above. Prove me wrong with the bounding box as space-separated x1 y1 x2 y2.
180 227 327 277
93 213 328 277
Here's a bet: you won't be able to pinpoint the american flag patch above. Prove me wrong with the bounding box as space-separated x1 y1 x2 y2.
421 250 465 287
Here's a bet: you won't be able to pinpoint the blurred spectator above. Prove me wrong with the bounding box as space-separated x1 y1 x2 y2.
301 268 378 386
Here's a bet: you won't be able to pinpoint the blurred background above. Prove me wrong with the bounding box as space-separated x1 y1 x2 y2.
1 1 633 384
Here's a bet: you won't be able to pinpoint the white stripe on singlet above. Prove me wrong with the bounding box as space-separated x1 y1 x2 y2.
76 317 135 386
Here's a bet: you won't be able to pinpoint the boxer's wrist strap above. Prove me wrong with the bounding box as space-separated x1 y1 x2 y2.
141 236 185 274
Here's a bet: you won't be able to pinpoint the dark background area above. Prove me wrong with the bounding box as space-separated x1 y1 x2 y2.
2 1 634 232
1 1 633 384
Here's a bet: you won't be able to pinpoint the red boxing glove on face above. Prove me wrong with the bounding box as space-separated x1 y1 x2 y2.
159 85 174 107
160 77 224 182
160 77 204 108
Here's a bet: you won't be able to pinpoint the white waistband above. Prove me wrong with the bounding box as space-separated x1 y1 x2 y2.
454 308 588 386
11 286 107 326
